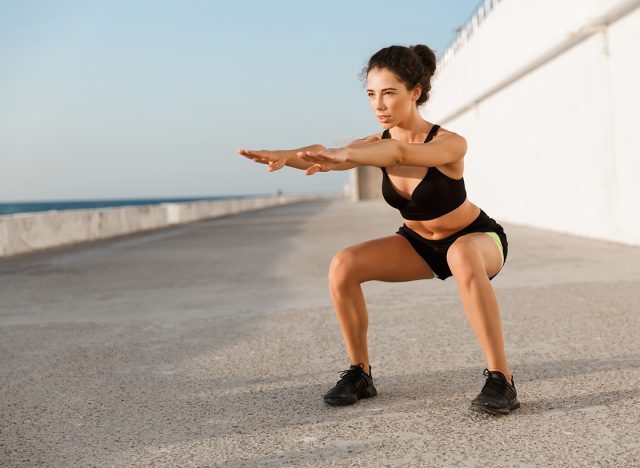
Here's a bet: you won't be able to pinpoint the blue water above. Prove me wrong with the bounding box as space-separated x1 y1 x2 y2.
0 194 271 216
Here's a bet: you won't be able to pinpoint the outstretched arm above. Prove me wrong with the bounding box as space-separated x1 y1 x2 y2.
347 132 467 167
300 132 467 168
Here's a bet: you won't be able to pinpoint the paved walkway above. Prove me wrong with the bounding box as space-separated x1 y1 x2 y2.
1 199 639 467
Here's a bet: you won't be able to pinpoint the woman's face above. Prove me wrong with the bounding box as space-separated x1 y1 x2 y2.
366 67 420 128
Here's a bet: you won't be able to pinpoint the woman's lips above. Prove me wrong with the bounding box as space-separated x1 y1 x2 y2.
377 115 391 121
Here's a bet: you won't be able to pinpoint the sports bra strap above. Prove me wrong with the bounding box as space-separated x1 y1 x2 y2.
426 124 440 142
382 125 440 143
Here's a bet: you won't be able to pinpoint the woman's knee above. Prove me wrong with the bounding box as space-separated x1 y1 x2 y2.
446 237 483 281
328 248 361 288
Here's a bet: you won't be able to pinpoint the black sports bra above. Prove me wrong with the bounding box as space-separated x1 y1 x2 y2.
380 124 467 220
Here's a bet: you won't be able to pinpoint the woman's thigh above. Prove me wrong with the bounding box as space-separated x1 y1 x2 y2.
331 234 436 283
447 231 504 280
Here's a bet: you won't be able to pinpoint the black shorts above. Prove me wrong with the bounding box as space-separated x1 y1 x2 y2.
396 209 508 281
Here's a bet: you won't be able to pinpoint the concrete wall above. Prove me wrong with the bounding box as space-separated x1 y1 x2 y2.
350 166 383 201
424 0 640 246
0 194 336 258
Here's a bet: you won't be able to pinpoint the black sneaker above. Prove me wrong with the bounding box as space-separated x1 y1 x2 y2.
323 363 377 406
470 368 521 415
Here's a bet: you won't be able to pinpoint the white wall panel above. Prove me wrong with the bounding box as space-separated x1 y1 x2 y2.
424 0 640 245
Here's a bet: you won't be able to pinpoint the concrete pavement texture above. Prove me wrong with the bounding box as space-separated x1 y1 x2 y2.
1 198 639 467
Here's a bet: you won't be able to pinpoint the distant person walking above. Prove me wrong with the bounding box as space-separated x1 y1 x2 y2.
238 44 520 416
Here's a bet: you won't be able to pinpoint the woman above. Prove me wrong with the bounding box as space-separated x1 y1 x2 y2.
237 44 520 416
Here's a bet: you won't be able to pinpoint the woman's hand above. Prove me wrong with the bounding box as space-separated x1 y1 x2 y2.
298 147 348 175
236 148 290 172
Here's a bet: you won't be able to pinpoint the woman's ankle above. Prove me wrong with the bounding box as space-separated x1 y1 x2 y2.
488 368 513 385
353 362 371 376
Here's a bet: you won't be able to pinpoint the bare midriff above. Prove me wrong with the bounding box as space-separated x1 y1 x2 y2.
403 198 482 241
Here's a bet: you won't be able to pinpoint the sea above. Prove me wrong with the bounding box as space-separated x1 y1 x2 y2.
0 194 271 216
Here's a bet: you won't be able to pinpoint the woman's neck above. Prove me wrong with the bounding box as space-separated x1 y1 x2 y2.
388 113 432 143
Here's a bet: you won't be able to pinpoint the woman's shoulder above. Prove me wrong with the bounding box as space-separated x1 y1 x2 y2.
431 124 459 141
433 126 466 178
437 126 467 148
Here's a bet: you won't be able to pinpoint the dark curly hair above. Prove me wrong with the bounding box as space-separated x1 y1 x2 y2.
359 44 437 107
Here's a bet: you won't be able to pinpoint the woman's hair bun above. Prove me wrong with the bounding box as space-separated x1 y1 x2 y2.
410 44 437 78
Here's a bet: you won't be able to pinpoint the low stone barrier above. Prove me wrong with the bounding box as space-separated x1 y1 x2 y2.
0 194 337 258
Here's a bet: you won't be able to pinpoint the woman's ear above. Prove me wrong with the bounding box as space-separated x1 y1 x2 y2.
412 84 422 102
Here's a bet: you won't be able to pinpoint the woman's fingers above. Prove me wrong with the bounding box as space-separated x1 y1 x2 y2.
237 149 290 172
238 148 328 174
305 165 318 176
237 149 256 158
304 164 326 176
298 150 319 159
267 159 287 172
238 149 262 158
298 151 337 163
237 149 271 164
250 156 270 165
237 149 270 159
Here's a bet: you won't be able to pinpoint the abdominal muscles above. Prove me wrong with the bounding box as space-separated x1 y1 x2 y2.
404 199 480 240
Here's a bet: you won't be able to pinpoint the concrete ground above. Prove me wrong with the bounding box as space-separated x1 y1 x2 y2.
1 198 639 467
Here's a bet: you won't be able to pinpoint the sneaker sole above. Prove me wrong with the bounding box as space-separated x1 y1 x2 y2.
323 397 358 406
323 388 377 406
323 395 375 406
471 399 521 415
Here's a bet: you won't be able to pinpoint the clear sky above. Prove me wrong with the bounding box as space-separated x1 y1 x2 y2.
0 0 483 202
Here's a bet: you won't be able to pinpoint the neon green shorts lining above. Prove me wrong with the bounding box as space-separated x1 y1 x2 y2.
484 231 505 266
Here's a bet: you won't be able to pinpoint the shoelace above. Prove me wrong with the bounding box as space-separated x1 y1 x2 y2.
481 368 509 392
336 365 369 390
481 368 518 401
